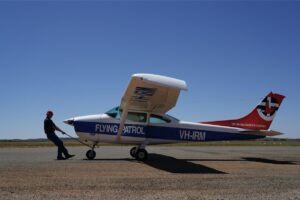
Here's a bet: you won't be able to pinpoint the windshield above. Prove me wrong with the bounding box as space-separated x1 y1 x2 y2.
105 106 121 119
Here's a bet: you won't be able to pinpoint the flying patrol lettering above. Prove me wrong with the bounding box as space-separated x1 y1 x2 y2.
95 124 145 135
179 129 206 141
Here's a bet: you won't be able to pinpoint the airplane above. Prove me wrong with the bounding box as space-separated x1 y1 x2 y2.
64 73 285 161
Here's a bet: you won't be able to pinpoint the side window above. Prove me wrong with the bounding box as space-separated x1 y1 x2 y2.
150 114 171 124
127 112 147 123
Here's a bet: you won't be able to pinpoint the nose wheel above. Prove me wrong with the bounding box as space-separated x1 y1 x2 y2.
86 142 97 160
130 146 148 161
86 150 96 160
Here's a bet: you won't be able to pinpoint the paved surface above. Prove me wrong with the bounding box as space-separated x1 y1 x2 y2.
0 146 299 200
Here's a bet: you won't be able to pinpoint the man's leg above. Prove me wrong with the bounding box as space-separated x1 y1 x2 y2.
47 134 65 159
59 140 69 157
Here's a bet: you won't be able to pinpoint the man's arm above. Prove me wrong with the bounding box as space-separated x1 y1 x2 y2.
52 121 66 134
55 126 66 134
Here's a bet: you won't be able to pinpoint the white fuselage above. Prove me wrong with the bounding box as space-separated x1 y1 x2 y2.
65 113 264 145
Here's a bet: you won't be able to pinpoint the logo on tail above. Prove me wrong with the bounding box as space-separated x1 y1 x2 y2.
257 95 280 121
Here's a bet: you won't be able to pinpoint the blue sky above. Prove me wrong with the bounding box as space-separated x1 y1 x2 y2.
0 1 299 139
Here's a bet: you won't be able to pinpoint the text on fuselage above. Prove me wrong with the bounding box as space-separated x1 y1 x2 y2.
179 129 206 141
95 124 145 135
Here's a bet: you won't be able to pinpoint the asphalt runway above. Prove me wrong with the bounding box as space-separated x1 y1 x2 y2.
0 146 299 200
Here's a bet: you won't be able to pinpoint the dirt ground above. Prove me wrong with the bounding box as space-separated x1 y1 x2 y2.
0 146 299 200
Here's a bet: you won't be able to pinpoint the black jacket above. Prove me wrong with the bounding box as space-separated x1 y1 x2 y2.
44 118 56 134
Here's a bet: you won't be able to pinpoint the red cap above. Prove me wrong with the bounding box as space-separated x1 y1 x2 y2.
46 111 53 116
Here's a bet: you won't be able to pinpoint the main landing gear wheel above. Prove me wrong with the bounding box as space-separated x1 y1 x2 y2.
86 150 96 160
135 149 148 161
130 147 137 158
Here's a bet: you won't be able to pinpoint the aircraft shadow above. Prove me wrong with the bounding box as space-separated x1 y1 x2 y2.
144 153 227 174
84 157 297 165
178 158 298 165
83 158 135 161
82 156 297 174
242 157 297 165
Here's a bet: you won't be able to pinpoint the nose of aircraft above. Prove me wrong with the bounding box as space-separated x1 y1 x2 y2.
63 118 75 126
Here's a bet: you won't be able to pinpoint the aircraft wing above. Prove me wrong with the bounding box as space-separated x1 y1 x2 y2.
116 73 188 142
120 73 188 113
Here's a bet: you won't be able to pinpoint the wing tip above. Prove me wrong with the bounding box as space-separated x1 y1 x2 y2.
132 73 188 91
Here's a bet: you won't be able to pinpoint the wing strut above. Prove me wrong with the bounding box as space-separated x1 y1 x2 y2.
116 102 129 143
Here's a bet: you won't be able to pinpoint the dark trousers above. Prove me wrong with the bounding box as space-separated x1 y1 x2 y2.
47 133 69 158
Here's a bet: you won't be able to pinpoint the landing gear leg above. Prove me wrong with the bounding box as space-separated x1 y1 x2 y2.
86 142 97 160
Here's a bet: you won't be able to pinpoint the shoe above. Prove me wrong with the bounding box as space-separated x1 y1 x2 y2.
57 157 66 160
65 154 75 159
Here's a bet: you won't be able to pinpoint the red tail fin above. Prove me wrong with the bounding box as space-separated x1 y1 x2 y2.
201 92 285 130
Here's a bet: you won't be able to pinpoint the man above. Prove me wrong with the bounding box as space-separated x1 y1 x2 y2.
44 111 75 160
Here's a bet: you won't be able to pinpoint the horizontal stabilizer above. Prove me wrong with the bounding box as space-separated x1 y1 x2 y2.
240 130 283 136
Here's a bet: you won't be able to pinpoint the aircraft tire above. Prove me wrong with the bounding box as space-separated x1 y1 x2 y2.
135 149 148 161
86 150 96 160
130 147 137 158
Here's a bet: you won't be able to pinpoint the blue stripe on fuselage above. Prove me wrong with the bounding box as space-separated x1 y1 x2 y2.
74 121 265 141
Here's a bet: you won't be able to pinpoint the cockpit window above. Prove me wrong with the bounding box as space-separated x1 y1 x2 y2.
106 107 146 123
150 114 171 124
127 112 147 123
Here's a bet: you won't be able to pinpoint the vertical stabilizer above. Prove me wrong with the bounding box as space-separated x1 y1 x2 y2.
201 92 285 130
